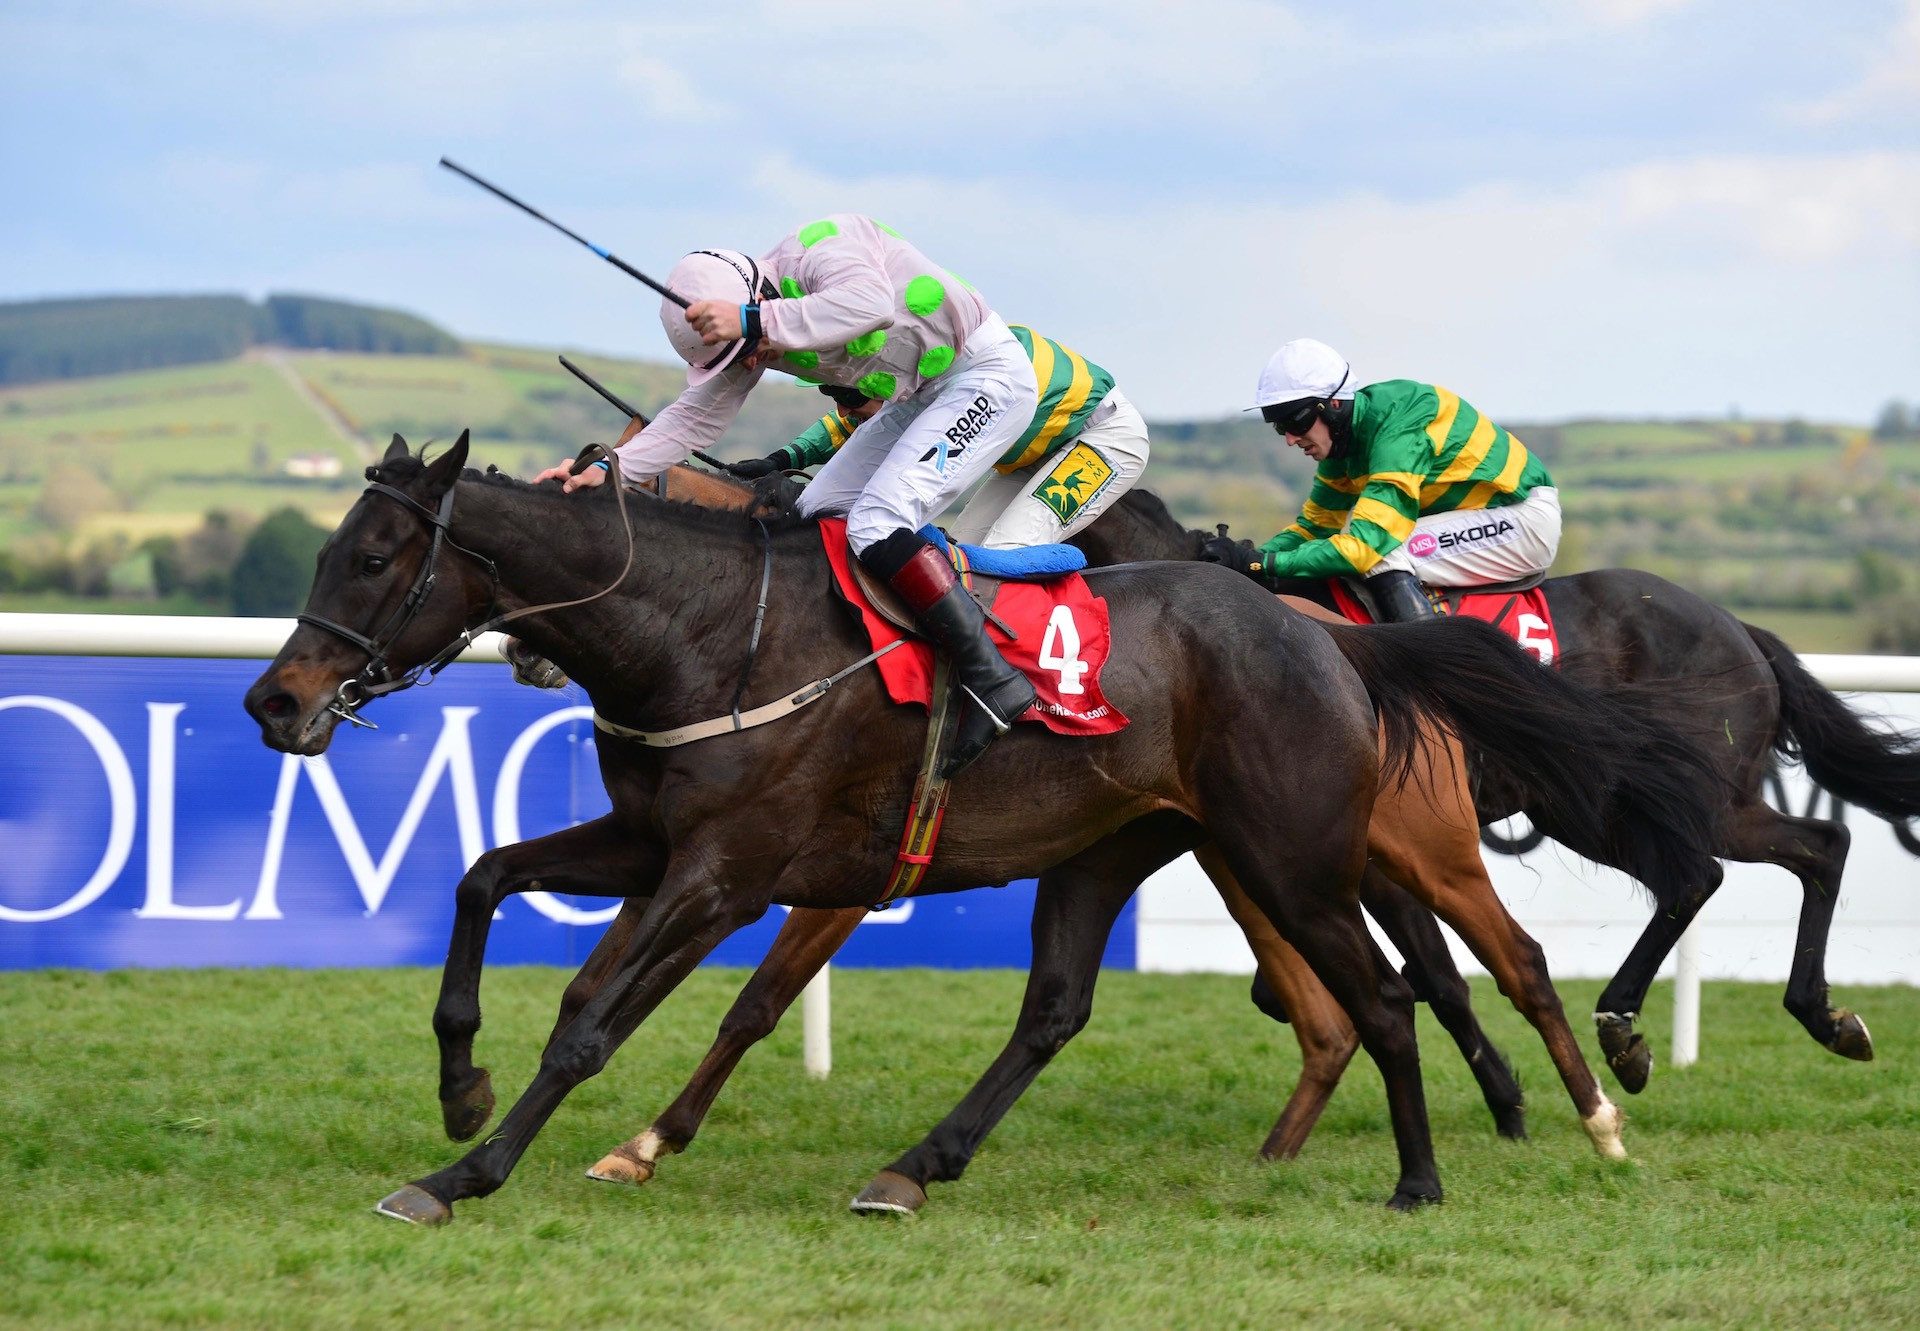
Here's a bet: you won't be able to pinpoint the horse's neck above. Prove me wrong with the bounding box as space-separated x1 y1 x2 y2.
453 480 831 724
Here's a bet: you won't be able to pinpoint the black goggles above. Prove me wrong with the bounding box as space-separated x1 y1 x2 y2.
1262 399 1322 438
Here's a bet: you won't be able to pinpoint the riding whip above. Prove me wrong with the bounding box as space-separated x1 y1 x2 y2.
438 158 690 308
556 355 735 473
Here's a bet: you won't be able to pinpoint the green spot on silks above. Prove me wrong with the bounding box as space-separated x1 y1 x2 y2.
779 276 806 299
874 221 902 238
917 346 956 377
795 377 822 387
784 350 820 369
857 372 898 399
904 275 947 317
798 220 839 247
844 329 888 358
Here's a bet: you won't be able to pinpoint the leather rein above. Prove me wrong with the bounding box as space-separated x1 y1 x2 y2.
298 447 897 745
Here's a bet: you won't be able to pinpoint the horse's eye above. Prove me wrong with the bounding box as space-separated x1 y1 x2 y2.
360 554 390 576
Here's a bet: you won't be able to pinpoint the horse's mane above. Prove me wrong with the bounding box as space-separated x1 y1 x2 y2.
372 452 820 540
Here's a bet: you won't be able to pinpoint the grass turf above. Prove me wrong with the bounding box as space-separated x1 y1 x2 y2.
2 968 1916 1328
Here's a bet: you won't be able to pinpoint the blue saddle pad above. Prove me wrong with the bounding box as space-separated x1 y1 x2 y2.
920 527 1088 581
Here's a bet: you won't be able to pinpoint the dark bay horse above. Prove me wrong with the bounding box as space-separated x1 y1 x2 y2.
244 437 1713 1223
1098 490 1920 1092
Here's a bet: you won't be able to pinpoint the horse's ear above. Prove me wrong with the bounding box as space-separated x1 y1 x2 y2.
384 434 409 464
422 430 470 496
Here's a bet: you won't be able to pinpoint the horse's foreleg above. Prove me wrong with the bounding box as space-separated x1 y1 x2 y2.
1359 866 1527 1141
432 817 662 1142
852 818 1190 1215
1719 802 1868 1061
382 863 767 1225
1196 845 1360 1161
542 897 649 1056
588 905 867 1187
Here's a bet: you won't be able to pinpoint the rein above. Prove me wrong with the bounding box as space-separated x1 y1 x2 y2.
301 444 638 729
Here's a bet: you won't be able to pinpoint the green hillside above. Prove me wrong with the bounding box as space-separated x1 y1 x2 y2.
1 332 1916 652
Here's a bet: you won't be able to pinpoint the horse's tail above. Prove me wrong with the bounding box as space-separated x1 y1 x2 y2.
1324 618 1726 886
1745 622 1920 821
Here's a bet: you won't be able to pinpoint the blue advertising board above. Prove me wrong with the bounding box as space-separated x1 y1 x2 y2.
0 655 1134 972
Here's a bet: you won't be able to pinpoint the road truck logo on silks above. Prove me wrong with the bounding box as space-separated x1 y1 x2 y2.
922 395 998 469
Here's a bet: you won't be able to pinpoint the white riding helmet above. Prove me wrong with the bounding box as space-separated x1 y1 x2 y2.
1252 338 1355 409
660 248 766 386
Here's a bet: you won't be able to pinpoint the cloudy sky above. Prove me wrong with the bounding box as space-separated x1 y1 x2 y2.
3 1 1915 422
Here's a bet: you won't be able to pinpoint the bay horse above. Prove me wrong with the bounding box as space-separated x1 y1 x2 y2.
1095 489 1920 1091
245 437 1719 1223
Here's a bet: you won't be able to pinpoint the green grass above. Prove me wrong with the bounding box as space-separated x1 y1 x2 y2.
3 968 1916 1328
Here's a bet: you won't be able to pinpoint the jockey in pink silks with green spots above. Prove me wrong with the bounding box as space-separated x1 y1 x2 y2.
535 214 1040 774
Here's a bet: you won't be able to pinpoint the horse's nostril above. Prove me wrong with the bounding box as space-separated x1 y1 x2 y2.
262 693 295 719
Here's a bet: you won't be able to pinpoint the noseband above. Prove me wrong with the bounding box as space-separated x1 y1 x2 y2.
297 446 635 729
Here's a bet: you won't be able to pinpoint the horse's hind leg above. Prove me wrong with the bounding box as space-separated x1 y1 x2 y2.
1196 846 1360 1161
852 816 1194 1215
1590 858 1725 1094
588 905 867 1186
433 817 662 1142
1719 800 1869 1061
1367 773 1624 1159
1360 866 1528 1141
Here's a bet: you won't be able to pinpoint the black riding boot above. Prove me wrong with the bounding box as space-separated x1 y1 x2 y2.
863 531 1036 777
1370 569 1441 622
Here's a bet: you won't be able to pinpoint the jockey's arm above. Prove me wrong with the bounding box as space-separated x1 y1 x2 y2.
1261 452 1425 582
760 232 896 351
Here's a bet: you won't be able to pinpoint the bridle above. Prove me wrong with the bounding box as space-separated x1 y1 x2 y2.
297 446 637 730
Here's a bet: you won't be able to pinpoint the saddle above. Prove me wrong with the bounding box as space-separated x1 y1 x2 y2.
1330 570 1560 665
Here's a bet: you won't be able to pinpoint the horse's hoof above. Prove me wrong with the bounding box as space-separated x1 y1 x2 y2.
1493 1104 1529 1141
374 1183 452 1226
1386 1187 1442 1212
1581 1098 1629 1162
1596 1015 1652 1094
1827 1009 1875 1062
441 1069 495 1142
850 1170 927 1216
586 1151 655 1186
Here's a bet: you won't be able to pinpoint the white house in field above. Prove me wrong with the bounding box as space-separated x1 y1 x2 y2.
282 452 342 479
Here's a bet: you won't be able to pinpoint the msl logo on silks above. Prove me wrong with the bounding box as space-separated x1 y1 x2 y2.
1033 442 1116 524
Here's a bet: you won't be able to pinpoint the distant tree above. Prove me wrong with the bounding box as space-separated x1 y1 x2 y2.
1781 418 1815 445
1855 550 1907 600
1873 400 1913 440
230 507 326 616
179 511 251 601
34 463 117 533
1866 594 1920 654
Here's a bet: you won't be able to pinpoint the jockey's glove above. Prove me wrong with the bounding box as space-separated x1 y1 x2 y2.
728 451 793 480
1200 532 1266 582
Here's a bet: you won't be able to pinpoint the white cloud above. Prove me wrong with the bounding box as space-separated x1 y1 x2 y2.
1788 0 1920 125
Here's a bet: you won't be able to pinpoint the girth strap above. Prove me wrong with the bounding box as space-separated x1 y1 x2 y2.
592 640 903 748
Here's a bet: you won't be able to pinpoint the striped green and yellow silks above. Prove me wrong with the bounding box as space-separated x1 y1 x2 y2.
1259 379 1555 579
996 326 1116 473
784 410 859 468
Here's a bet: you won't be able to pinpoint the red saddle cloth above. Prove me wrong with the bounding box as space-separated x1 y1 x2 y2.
1328 580 1562 666
819 518 1130 736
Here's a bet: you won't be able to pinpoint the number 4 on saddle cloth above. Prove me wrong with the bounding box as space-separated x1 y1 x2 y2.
1328 577 1562 667
818 517 1130 736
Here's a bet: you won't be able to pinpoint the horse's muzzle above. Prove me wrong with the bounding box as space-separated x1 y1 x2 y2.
244 664 346 756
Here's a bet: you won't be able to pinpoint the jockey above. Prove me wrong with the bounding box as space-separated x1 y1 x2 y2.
1207 338 1560 622
534 215 1042 773
731 326 1150 549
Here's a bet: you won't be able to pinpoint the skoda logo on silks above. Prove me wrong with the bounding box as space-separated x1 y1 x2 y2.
1408 517 1518 562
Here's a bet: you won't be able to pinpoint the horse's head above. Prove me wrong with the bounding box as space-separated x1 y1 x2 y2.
244 431 489 755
